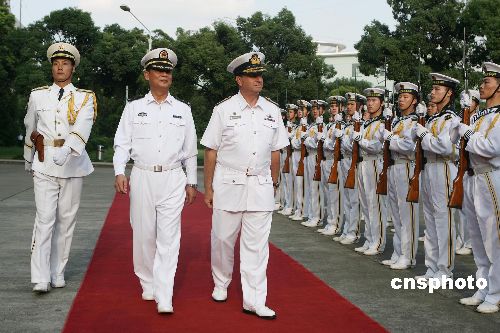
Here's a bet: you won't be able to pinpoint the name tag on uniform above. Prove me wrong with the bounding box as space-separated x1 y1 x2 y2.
230 115 241 120
264 114 275 122
138 112 147 117
173 115 183 119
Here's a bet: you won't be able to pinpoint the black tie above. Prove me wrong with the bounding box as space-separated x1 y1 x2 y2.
58 88 64 101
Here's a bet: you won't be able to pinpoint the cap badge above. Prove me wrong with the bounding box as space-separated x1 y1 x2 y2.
159 50 168 59
249 54 261 65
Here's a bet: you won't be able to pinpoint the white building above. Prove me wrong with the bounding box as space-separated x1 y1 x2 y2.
315 41 394 91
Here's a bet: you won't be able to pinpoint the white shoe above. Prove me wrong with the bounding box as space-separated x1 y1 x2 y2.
390 261 410 270
274 203 281 211
157 304 174 314
459 296 483 306
381 259 397 266
456 247 472 255
281 208 293 216
355 245 369 253
321 228 336 236
418 236 425 242
243 305 276 320
303 220 320 227
50 278 66 288
333 235 345 242
33 282 51 293
415 270 435 281
340 236 357 245
317 227 327 233
363 248 381 256
142 291 154 301
291 215 304 221
476 301 499 314
212 287 227 302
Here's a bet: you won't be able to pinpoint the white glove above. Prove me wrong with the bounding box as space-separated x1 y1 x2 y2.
460 91 471 109
25 161 32 173
458 123 473 138
352 111 361 121
416 102 426 116
351 131 362 142
334 114 342 122
287 122 293 129
53 145 71 166
316 131 325 141
414 123 428 138
300 117 308 125
449 125 460 144
449 117 460 130
383 107 393 118
383 129 393 141
316 116 323 124
300 130 308 139
334 128 344 138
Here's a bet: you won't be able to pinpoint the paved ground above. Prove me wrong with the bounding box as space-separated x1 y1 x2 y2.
1 162 499 332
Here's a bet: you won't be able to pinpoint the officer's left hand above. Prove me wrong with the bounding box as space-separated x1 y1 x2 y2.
185 186 197 205
458 123 473 138
53 146 71 166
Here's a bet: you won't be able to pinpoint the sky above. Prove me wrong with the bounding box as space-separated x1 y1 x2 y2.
8 0 397 51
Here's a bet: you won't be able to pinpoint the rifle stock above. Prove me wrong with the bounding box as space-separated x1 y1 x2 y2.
296 123 307 177
448 107 470 209
328 121 342 184
344 120 360 189
313 123 324 181
376 117 392 194
282 126 293 173
406 115 426 202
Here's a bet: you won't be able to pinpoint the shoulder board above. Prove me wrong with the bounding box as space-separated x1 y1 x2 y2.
409 114 418 121
31 86 49 92
444 114 452 120
264 96 280 107
76 88 94 94
215 96 231 107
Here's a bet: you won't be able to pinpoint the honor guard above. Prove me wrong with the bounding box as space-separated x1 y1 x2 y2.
24 42 96 293
413 73 459 282
320 96 346 236
380 82 420 269
351 88 387 255
201 51 289 319
113 48 198 313
278 104 299 216
275 109 288 210
333 93 364 244
452 62 500 313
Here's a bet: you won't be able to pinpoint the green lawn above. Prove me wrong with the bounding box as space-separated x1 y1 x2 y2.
0 146 24 160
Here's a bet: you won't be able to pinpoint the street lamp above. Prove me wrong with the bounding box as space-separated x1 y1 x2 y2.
120 5 152 51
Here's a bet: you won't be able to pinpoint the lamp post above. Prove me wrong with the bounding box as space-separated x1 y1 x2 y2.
120 5 152 51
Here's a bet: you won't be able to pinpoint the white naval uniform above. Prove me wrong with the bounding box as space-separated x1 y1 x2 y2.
200 92 288 310
304 123 323 224
386 114 419 266
113 92 197 307
281 124 297 213
357 116 387 252
323 122 344 233
290 125 305 218
24 83 96 284
340 121 361 240
462 105 500 304
421 109 457 278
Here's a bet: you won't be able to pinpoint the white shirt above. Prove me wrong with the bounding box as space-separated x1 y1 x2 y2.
200 92 289 211
359 116 384 157
467 105 500 170
24 83 95 178
422 109 458 159
388 113 417 160
113 92 198 184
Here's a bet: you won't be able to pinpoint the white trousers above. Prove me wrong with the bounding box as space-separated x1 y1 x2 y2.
129 167 186 306
463 169 500 304
340 157 360 239
358 159 387 251
303 155 312 219
31 172 83 284
211 209 272 309
421 162 456 277
387 163 419 265
457 174 471 250
322 159 343 231
307 152 322 222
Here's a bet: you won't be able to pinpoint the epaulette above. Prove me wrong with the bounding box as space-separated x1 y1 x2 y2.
264 96 280 107
215 96 231 107
76 88 94 94
31 86 49 92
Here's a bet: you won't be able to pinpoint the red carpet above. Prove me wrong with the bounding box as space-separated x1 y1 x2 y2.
63 193 387 333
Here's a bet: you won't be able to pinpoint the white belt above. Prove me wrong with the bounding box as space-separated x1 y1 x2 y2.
134 161 182 172
472 165 499 175
425 155 451 164
361 155 382 162
392 159 411 165
43 139 65 147
217 162 269 176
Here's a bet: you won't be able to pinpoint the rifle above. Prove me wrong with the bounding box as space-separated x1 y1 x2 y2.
406 111 426 203
376 114 393 194
328 120 342 184
448 107 470 209
344 119 360 189
296 121 307 177
282 125 293 173
313 122 324 181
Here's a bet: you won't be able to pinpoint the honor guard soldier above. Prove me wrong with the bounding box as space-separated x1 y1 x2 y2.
455 89 481 256
278 104 299 216
351 88 387 255
320 96 346 236
275 109 288 210
301 100 325 227
452 62 500 313
24 42 97 293
113 48 198 314
413 73 459 282
380 82 421 269
201 52 288 319
290 100 312 221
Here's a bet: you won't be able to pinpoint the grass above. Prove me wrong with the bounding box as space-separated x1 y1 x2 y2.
0 146 24 160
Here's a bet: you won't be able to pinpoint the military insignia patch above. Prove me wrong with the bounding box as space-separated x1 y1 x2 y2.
173 114 182 119
138 112 147 117
230 115 241 120
159 50 168 59
249 53 261 65
264 114 275 122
